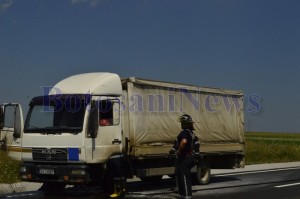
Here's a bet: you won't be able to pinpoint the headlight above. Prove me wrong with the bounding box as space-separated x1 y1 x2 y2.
20 167 27 173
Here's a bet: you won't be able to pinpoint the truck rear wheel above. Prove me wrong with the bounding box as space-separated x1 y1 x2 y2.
194 162 211 185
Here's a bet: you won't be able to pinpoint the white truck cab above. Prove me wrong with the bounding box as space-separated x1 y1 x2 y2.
20 73 124 187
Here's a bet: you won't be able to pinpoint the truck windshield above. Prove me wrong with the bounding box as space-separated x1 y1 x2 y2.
24 95 87 133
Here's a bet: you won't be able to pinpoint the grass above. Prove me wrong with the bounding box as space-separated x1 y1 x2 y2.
1 132 300 183
0 151 21 184
245 132 300 164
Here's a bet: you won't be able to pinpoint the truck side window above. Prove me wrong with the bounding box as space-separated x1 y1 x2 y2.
98 100 120 126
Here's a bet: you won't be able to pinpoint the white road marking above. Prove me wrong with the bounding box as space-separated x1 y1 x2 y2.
275 182 300 188
214 167 300 177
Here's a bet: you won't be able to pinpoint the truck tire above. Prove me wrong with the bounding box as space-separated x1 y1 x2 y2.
194 162 211 185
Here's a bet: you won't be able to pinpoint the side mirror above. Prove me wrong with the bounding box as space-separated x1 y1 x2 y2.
13 104 21 139
87 101 99 138
0 106 3 130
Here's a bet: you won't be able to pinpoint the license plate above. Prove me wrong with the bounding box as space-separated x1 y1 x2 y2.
39 168 55 175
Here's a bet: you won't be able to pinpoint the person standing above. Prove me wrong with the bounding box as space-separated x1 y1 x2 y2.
170 114 200 199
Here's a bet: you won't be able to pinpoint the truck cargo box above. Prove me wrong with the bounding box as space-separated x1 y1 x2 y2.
121 77 244 159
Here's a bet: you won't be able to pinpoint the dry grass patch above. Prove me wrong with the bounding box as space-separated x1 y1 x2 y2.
0 151 20 183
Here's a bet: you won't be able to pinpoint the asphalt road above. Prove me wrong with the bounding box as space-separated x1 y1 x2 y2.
126 166 300 199
2 162 300 199
195 167 300 199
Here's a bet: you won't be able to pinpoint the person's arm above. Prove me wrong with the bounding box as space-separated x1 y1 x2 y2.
178 138 187 154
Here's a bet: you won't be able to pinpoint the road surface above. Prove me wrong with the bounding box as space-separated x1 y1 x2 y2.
2 162 300 198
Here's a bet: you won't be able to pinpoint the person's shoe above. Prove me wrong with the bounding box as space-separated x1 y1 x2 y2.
110 187 125 198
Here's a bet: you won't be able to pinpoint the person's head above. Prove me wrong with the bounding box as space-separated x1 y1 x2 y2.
99 119 111 126
178 114 195 130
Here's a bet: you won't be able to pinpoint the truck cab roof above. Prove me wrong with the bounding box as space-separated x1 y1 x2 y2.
49 72 122 96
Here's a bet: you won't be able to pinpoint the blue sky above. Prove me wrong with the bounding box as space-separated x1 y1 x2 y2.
0 0 300 133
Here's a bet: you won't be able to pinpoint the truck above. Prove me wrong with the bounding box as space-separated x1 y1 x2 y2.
0 103 23 161
0 72 244 193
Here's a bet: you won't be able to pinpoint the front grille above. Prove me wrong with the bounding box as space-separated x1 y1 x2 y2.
32 148 68 162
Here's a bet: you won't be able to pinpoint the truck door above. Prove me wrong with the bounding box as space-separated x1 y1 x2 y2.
0 103 23 161
86 97 122 162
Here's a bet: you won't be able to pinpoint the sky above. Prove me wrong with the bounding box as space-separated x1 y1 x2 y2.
0 0 299 133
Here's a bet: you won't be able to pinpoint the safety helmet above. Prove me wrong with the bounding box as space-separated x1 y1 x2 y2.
178 114 194 123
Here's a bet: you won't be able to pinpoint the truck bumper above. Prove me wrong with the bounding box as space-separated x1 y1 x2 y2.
20 162 90 184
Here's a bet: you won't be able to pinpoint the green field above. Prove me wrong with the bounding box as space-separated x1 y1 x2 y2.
245 132 300 164
1 132 300 183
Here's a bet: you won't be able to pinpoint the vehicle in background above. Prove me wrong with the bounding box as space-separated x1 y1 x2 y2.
0 103 23 161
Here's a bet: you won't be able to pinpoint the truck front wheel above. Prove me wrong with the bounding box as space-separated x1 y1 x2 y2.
194 162 211 185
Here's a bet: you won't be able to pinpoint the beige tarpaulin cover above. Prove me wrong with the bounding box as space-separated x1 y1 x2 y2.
122 78 244 146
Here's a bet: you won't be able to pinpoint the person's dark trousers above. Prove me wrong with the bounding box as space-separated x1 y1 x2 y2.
177 155 194 199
